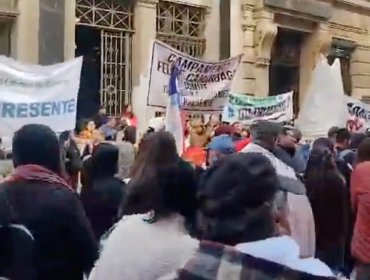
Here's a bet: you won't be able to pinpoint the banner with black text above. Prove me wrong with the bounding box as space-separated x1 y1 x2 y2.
223 92 294 124
147 40 242 112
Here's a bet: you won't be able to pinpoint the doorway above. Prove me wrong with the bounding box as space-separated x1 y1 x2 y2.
269 28 305 114
75 0 133 119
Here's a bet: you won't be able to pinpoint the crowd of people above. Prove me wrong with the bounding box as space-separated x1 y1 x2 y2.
1 109 370 280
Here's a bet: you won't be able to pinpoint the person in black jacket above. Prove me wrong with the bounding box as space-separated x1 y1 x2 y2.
81 143 126 240
59 131 83 190
0 124 98 280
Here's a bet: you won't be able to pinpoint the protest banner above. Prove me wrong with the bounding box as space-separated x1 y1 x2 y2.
345 97 370 132
0 56 82 136
147 40 242 112
223 92 293 124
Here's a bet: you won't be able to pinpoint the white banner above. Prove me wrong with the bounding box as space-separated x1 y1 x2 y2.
147 40 242 112
223 92 293 124
0 56 82 136
346 97 370 132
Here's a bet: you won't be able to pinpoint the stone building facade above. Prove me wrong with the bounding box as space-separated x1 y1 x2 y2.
1 0 370 116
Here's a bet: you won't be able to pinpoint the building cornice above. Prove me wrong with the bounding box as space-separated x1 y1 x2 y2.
335 0 370 12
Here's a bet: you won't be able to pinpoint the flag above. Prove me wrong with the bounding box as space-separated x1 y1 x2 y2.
165 66 184 155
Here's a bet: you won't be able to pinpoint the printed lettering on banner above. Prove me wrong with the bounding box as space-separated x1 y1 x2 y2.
147 40 242 112
0 56 82 136
223 92 293 124
346 96 370 132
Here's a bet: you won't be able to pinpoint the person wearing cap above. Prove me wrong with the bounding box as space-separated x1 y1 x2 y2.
241 121 316 258
206 135 235 167
168 153 334 279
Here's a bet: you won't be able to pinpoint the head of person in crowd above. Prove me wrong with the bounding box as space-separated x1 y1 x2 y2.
12 124 63 175
277 126 297 155
241 127 250 138
80 120 97 140
214 125 234 137
122 126 137 145
98 106 107 116
357 137 370 164
87 120 96 132
312 137 335 154
92 129 104 145
291 128 302 144
206 135 235 166
122 104 134 119
105 117 116 128
89 143 119 181
305 137 339 188
250 121 281 152
232 122 243 135
119 116 130 129
350 133 366 150
327 126 339 143
59 130 72 149
100 117 117 141
335 128 351 152
198 153 287 245
123 131 197 224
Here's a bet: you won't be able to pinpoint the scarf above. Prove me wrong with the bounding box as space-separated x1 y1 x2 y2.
8 164 73 191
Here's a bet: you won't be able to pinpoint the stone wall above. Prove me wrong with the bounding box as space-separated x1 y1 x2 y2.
231 0 370 103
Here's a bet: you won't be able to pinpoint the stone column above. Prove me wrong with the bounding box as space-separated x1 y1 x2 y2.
131 0 158 135
239 1 257 94
229 0 244 92
11 0 39 63
253 10 277 96
203 0 219 60
299 24 332 104
64 0 76 61
132 0 158 87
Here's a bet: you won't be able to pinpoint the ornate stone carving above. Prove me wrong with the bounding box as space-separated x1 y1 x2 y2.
254 20 277 66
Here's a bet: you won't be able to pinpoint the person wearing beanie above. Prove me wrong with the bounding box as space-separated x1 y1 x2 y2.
0 124 98 280
206 134 235 166
167 153 334 279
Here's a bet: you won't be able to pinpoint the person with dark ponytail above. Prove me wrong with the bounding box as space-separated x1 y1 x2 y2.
305 137 349 274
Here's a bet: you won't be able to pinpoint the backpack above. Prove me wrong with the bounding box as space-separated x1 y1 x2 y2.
0 190 36 280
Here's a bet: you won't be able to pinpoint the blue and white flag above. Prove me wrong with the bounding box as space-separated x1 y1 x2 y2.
165 66 184 155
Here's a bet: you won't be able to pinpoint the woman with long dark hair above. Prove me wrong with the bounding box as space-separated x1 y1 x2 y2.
89 131 198 280
305 138 349 273
81 143 126 240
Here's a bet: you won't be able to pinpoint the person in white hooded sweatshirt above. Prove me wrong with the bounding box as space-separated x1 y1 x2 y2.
89 131 199 280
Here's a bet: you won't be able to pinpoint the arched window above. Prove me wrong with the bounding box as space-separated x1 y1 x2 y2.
156 0 206 58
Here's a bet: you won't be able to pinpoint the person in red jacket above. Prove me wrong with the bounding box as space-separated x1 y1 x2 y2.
122 105 138 128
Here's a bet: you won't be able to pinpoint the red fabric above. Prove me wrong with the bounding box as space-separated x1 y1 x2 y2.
351 162 370 263
235 138 251 152
182 147 206 167
8 164 73 192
